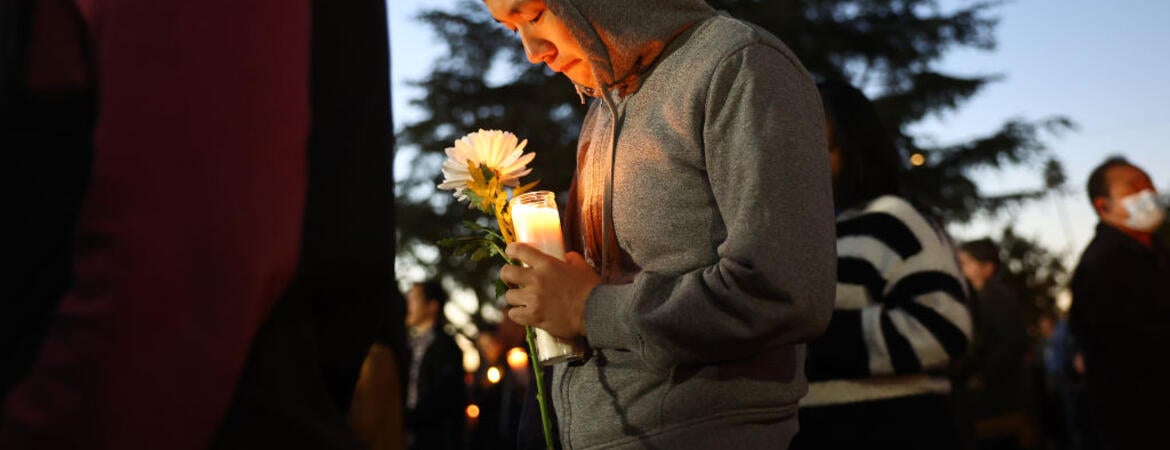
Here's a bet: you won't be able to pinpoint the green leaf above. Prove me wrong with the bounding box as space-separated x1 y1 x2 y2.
471 246 496 262
436 236 474 248
463 220 505 241
496 279 508 298
452 244 472 257
462 220 489 233
486 240 514 265
464 189 485 208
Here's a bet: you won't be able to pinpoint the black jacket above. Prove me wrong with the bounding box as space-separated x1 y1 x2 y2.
970 277 1029 418
407 330 467 450
1069 222 1170 448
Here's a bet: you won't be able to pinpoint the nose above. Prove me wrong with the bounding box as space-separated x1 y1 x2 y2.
520 33 555 65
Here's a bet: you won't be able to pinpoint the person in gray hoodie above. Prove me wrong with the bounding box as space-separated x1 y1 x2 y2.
489 0 836 448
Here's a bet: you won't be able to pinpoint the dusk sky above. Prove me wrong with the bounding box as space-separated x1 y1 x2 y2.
387 0 1170 276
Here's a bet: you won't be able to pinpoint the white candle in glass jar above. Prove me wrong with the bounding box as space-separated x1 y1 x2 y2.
508 190 585 366
512 205 565 261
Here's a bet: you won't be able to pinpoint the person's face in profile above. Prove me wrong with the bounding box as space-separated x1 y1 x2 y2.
483 0 596 89
1095 164 1158 232
405 285 435 328
957 251 995 289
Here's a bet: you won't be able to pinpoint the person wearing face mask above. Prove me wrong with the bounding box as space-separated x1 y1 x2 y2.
1068 156 1170 450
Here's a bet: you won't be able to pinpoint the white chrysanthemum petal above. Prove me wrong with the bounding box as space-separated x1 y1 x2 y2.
434 129 536 197
440 172 463 185
438 179 465 190
510 151 536 170
488 132 504 165
501 169 533 186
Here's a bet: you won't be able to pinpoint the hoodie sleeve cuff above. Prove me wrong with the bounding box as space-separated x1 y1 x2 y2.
583 283 638 351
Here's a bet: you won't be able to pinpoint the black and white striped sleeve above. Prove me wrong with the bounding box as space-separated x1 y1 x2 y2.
806 196 972 380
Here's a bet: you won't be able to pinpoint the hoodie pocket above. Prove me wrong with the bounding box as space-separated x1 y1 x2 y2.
562 349 668 449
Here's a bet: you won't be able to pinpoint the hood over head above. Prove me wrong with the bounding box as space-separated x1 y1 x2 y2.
545 0 716 96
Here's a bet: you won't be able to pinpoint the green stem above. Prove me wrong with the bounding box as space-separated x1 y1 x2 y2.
525 325 556 450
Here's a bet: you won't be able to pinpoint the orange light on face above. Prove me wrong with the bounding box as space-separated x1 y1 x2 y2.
487 367 502 384
466 404 480 419
507 347 528 371
909 153 926 167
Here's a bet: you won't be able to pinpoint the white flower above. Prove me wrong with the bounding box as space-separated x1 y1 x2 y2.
438 129 535 201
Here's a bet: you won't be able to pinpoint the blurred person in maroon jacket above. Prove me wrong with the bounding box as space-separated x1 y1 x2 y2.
0 0 398 448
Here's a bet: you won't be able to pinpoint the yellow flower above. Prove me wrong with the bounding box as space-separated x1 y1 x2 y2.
438 129 535 202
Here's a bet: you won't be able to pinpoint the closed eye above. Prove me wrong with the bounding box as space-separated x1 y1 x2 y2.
530 9 544 24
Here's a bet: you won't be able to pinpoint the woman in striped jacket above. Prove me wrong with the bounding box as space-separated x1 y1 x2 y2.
792 81 974 450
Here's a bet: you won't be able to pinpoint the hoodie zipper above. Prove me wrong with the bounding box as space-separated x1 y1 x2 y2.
599 88 624 282
558 87 621 450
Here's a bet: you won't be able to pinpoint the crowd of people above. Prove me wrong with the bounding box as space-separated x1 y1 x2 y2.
401 156 1168 450
3 0 1167 449
399 74 1168 450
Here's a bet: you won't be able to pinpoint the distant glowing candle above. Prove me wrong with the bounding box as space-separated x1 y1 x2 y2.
506 347 529 371
510 191 586 366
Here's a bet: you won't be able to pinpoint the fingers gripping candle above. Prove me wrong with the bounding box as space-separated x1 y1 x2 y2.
509 191 587 365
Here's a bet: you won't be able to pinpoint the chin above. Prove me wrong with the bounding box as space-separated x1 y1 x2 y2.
564 71 595 90
566 76 592 88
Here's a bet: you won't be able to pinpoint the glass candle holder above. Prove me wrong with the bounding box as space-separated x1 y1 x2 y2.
510 191 587 366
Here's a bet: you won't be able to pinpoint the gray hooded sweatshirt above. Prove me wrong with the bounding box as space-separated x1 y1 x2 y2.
548 0 836 448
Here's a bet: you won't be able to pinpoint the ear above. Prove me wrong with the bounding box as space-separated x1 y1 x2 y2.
1093 197 1110 216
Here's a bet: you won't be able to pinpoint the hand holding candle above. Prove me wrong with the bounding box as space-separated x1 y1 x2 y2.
501 243 596 335
503 191 595 365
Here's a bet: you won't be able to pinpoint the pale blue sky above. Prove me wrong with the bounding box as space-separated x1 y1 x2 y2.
387 0 1170 269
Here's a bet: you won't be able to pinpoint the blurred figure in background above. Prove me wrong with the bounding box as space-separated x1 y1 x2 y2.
793 80 973 450
1033 312 1079 450
404 281 466 450
1069 157 1170 449
958 239 1033 450
469 323 524 450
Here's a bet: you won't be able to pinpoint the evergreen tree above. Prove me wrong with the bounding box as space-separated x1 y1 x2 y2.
396 0 586 319
705 0 1072 222
395 0 1073 312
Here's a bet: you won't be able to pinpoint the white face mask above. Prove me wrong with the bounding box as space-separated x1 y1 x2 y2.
1120 189 1166 232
